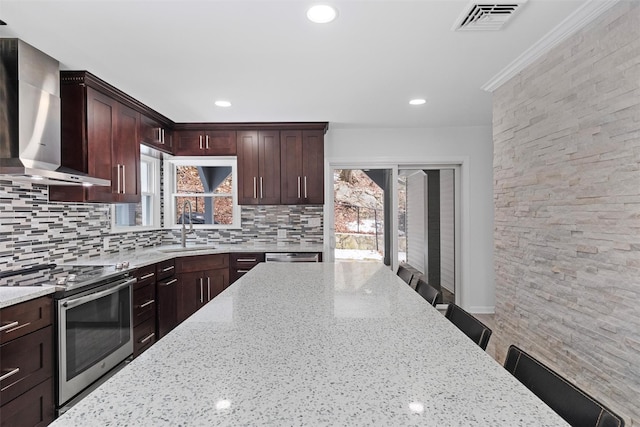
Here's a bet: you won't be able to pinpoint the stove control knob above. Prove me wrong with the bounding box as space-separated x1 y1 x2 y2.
122 261 130 268
57 277 67 285
67 274 77 282
115 263 123 270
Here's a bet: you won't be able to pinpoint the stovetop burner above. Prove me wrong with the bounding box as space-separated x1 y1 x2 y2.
0 263 133 296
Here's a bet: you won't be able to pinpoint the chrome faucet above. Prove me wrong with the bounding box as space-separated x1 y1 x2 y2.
181 200 194 248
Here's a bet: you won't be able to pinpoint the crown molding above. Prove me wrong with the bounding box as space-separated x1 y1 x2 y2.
481 0 620 92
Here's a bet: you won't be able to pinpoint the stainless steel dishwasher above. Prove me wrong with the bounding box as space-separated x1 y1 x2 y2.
265 252 320 262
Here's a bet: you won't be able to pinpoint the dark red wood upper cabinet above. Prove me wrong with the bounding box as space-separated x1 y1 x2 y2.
114 103 141 203
280 130 324 205
237 130 281 204
173 130 236 156
140 114 172 153
50 74 141 204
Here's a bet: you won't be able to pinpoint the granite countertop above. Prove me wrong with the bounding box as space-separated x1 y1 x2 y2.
0 285 57 308
0 243 323 308
51 263 568 426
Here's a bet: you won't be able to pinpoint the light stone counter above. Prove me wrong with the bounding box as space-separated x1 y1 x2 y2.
67 243 325 269
0 285 56 308
51 263 568 426
0 244 323 308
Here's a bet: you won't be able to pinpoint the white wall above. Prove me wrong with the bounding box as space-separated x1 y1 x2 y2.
325 126 494 312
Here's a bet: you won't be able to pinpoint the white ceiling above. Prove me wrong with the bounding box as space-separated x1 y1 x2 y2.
0 0 586 129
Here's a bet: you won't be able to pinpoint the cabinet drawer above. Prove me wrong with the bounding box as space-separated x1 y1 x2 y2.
0 297 52 344
0 326 53 405
134 264 156 290
0 376 54 427
133 284 156 327
176 254 229 273
230 252 265 268
156 258 176 280
133 317 156 358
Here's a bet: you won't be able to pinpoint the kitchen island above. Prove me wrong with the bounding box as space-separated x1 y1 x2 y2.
50 262 567 426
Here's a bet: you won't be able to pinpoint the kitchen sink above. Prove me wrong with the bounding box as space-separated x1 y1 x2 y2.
156 246 213 253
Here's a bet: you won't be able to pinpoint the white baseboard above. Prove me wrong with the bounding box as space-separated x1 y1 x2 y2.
468 306 495 314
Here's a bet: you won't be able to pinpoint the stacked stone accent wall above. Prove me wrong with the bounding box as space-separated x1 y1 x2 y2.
493 2 640 424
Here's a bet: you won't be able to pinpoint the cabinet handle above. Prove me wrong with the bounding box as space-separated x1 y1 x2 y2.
0 367 20 382
139 273 155 280
199 135 203 149
116 164 121 193
160 278 178 286
199 278 204 303
139 332 155 344
253 177 257 199
207 277 211 301
206 135 210 149
139 299 155 309
0 321 19 332
236 258 257 262
297 176 301 198
260 177 263 199
161 128 165 144
122 165 126 194
162 265 175 272
304 176 308 198
237 269 251 273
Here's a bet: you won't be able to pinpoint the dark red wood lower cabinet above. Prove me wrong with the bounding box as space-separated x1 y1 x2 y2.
0 377 54 427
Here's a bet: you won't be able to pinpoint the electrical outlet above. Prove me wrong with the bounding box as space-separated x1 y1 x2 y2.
277 229 286 239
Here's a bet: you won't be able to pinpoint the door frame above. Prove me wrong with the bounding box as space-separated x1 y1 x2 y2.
324 158 466 307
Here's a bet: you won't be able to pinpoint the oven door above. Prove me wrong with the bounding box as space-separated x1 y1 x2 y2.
57 277 135 406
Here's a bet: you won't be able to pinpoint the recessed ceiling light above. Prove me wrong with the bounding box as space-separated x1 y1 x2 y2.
307 5 337 24
215 100 231 107
409 98 427 105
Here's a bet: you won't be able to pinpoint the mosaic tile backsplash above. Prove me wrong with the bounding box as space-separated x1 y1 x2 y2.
0 180 323 270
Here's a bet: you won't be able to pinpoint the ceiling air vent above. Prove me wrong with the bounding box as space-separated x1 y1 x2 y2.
453 1 527 31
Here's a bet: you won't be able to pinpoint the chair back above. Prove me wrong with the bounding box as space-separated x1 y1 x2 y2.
504 346 624 427
444 304 492 350
396 265 413 285
415 278 440 306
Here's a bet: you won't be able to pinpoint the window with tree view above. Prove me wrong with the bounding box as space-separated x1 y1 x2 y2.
165 158 240 228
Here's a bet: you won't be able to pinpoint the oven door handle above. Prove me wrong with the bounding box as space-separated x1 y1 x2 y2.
62 278 136 309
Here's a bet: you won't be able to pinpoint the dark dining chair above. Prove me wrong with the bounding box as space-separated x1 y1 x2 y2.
396 265 413 286
504 345 624 427
444 304 492 350
415 278 440 306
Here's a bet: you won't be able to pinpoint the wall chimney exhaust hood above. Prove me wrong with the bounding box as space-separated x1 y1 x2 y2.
0 39 110 186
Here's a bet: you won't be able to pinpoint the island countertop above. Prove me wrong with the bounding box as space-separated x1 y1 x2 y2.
50 262 568 426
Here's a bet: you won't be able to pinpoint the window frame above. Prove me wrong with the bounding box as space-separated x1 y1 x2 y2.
111 153 162 233
163 156 241 230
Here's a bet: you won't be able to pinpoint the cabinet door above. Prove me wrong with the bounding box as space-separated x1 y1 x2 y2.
258 130 281 204
140 115 171 153
237 131 260 205
173 130 206 156
280 130 303 204
205 130 237 155
177 271 202 322
302 130 324 204
204 268 229 301
157 276 178 339
85 87 117 202
114 103 140 203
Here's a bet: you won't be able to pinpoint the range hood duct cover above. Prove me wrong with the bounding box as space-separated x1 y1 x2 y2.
0 39 110 186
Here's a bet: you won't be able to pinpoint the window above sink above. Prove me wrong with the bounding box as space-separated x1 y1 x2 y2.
164 156 241 230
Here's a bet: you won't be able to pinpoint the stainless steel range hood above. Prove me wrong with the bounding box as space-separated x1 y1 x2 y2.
0 39 110 186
